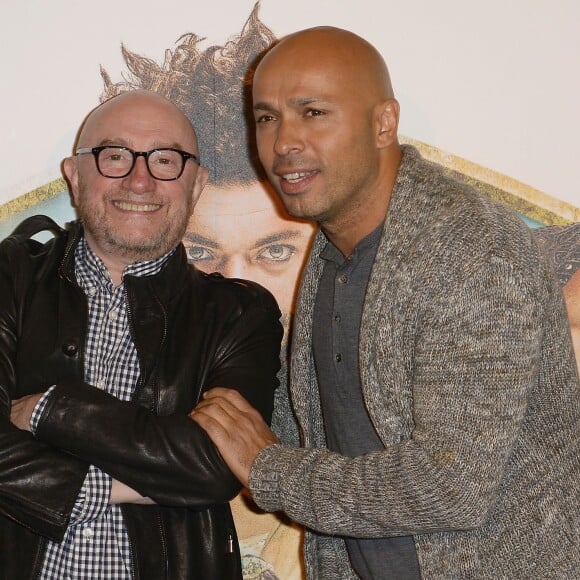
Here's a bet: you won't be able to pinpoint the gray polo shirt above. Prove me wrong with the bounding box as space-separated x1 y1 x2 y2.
312 224 420 580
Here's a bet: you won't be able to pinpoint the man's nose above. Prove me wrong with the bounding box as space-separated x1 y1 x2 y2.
273 119 305 157
122 156 155 192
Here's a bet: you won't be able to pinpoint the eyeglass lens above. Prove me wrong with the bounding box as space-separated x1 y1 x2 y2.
97 147 185 180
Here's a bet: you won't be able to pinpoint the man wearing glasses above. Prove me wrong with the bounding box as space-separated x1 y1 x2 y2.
0 90 282 579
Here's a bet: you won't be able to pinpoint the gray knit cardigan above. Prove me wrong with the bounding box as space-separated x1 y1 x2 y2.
250 146 579 579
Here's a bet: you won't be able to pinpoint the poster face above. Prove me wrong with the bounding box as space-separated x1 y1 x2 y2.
1 2 578 578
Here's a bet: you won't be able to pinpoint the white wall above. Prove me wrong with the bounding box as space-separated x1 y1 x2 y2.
1 0 578 208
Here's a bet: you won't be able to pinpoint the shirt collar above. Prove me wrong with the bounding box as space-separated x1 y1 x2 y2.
320 221 384 265
75 236 174 290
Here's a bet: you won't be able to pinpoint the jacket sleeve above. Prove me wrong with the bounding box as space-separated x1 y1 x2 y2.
248 251 576 537
0 235 88 542
34 286 283 508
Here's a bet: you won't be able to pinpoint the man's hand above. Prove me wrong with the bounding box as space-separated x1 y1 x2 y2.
110 479 156 505
190 388 279 487
11 393 44 431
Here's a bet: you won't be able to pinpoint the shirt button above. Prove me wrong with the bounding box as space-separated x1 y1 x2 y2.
95 379 106 390
108 309 119 321
82 527 94 539
87 287 97 297
335 353 342 362
338 275 348 284
334 314 341 323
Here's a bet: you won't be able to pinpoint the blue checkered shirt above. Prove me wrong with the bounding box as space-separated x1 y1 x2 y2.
31 237 172 580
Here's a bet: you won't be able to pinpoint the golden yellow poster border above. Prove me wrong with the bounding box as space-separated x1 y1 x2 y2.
403 137 578 225
0 178 67 222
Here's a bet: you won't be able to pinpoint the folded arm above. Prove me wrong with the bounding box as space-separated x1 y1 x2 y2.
32 295 282 508
1 235 281 536
11 392 153 506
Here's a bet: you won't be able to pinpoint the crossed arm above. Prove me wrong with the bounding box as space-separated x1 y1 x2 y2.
10 393 153 505
11 389 266 505
1 289 282 542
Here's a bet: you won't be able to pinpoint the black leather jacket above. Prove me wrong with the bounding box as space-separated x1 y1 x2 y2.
0 216 283 579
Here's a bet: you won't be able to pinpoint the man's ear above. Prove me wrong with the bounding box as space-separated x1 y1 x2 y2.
376 99 400 149
190 164 209 212
63 156 79 206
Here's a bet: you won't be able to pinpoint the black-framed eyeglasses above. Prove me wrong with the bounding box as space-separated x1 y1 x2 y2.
75 145 200 181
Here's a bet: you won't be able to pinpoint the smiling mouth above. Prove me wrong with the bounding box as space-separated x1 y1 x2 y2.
280 171 316 183
113 201 161 212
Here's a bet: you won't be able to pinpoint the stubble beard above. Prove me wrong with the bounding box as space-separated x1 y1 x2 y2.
76 178 191 263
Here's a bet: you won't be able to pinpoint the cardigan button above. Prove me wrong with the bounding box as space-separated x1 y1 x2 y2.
62 340 79 357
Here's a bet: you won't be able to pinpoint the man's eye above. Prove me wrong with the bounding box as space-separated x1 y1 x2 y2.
257 244 296 262
305 109 325 117
153 156 176 167
255 114 276 123
104 153 123 162
185 246 213 261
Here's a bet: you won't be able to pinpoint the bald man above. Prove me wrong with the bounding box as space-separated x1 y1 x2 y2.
1 91 282 579
193 28 580 579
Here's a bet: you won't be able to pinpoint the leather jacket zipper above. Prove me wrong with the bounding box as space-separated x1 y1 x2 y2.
156 509 169 578
32 537 47 579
